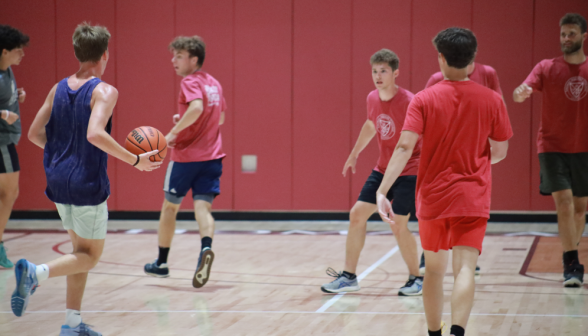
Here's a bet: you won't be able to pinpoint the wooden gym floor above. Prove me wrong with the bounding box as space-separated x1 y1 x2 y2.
0 224 586 335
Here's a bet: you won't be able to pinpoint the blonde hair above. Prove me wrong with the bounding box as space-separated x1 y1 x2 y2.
72 22 110 62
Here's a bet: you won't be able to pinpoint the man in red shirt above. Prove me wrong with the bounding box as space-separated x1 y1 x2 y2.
377 28 512 336
144 36 227 289
422 60 503 276
321 49 423 296
514 13 588 287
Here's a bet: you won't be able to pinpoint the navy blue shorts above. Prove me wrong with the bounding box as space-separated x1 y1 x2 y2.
163 159 223 204
357 170 416 216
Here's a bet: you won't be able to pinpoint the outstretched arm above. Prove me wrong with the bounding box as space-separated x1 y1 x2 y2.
28 84 58 149
87 83 161 171
513 83 533 103
343 119 377 176
376 130 419 225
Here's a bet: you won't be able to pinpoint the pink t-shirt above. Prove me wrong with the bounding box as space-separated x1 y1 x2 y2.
171 71 227 162
366 88 421 176
524 56 588 153
403 81 513 220
425 63 503 96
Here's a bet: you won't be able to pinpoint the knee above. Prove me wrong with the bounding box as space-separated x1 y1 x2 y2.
349 209 367 228
556 197 574 212
0 187 18 203
574 209 586 221
162 202 180 215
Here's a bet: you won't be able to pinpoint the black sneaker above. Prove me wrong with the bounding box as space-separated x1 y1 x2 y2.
564 263 584 288
193 248 214 288
144 260 169 278
475 265 481 275
419 253 425 276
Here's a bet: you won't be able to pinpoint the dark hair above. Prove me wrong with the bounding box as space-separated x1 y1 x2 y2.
560 13 587 34
370 49 399 71
0 25 29 52
72 22 110 63
169 36 206 67
433 27 477 69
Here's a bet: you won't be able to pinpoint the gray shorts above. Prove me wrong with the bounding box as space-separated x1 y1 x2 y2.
55 201 108 239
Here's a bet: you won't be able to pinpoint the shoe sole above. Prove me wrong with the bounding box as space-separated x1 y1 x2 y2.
144 272 170 278
11 259 31 317
193 250 214 288
320 285 360 294
563 278 583 287
398 290 423 296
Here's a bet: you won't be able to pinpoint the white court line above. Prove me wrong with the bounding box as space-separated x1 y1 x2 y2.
175 229 187 234
316 246 399 313
125 229 143 234
2 310 586 318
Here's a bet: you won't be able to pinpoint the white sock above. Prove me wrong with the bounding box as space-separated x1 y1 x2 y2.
35 264 49 282
65 309 82 328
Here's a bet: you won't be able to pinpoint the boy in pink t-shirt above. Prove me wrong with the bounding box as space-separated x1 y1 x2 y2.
321 49 423 297
514 13 588 287
376 28 512 336
144 36 226 289
426 62 502 96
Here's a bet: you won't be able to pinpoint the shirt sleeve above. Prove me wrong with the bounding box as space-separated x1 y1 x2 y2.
402 95 425 135
489 95 513 142
488 67 503 96
425 72 443 89
523 61 544 92
180 77 203 103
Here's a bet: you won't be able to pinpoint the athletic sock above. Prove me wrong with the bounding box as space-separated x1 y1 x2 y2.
201 236 212 251
428 329 442 336
342 271 356 280
563 250 579 266
35 264 49 282
450 325 465 336
157 247 170 266
65 309 82 328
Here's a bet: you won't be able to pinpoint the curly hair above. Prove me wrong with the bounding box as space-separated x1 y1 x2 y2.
0 25 29 52
433 27 477 69
560 13 587 34
72 22 111 63
370 49 399 71
169 36 206 67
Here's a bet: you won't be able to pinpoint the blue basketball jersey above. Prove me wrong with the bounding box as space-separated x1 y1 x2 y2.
44 77 111 206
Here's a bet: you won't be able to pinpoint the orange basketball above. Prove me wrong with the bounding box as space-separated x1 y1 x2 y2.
124 126 167 162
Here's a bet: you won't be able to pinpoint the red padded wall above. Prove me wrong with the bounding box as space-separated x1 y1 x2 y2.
292 0 352 210
472 0 534 210
530 0 588 211
0 1 56 210
233 0 293 210
115 0 175 210
175 0 235 210
349 0 412 208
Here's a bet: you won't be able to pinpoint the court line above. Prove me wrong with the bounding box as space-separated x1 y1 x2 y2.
316 245 399 313
2 310 587 318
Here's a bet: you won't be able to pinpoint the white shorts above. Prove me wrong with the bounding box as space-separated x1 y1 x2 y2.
55 201 108 240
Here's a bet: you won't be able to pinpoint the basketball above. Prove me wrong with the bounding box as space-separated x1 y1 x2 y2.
124 126 167 162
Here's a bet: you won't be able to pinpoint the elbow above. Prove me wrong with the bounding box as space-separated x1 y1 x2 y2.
87 130 101 146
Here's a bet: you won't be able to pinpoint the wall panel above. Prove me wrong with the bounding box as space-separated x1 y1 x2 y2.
0 1 56 210
350 0 412 208
473 0 534 210
292 0 352 210
176 0 235 210
233 0 293 210
115 0 175 210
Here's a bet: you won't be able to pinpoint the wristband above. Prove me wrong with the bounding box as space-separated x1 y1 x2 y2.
133 154 140 166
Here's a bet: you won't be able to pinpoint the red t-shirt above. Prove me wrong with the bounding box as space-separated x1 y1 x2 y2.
425 63 503 96
171 71 227 162
403 81 513 220
367 88 421 175
524 56 588 153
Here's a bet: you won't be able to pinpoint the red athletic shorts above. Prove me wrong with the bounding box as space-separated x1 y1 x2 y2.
419 217 488 254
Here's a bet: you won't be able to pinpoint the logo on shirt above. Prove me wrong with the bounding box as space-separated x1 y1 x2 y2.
205 85 221 106
564 76 588 101
376 114 395 140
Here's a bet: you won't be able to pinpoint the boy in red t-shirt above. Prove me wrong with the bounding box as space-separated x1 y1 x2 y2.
422 60 503 276
514 13 588 287
321 49 423 296
144 36 227 289
377 28 512 336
